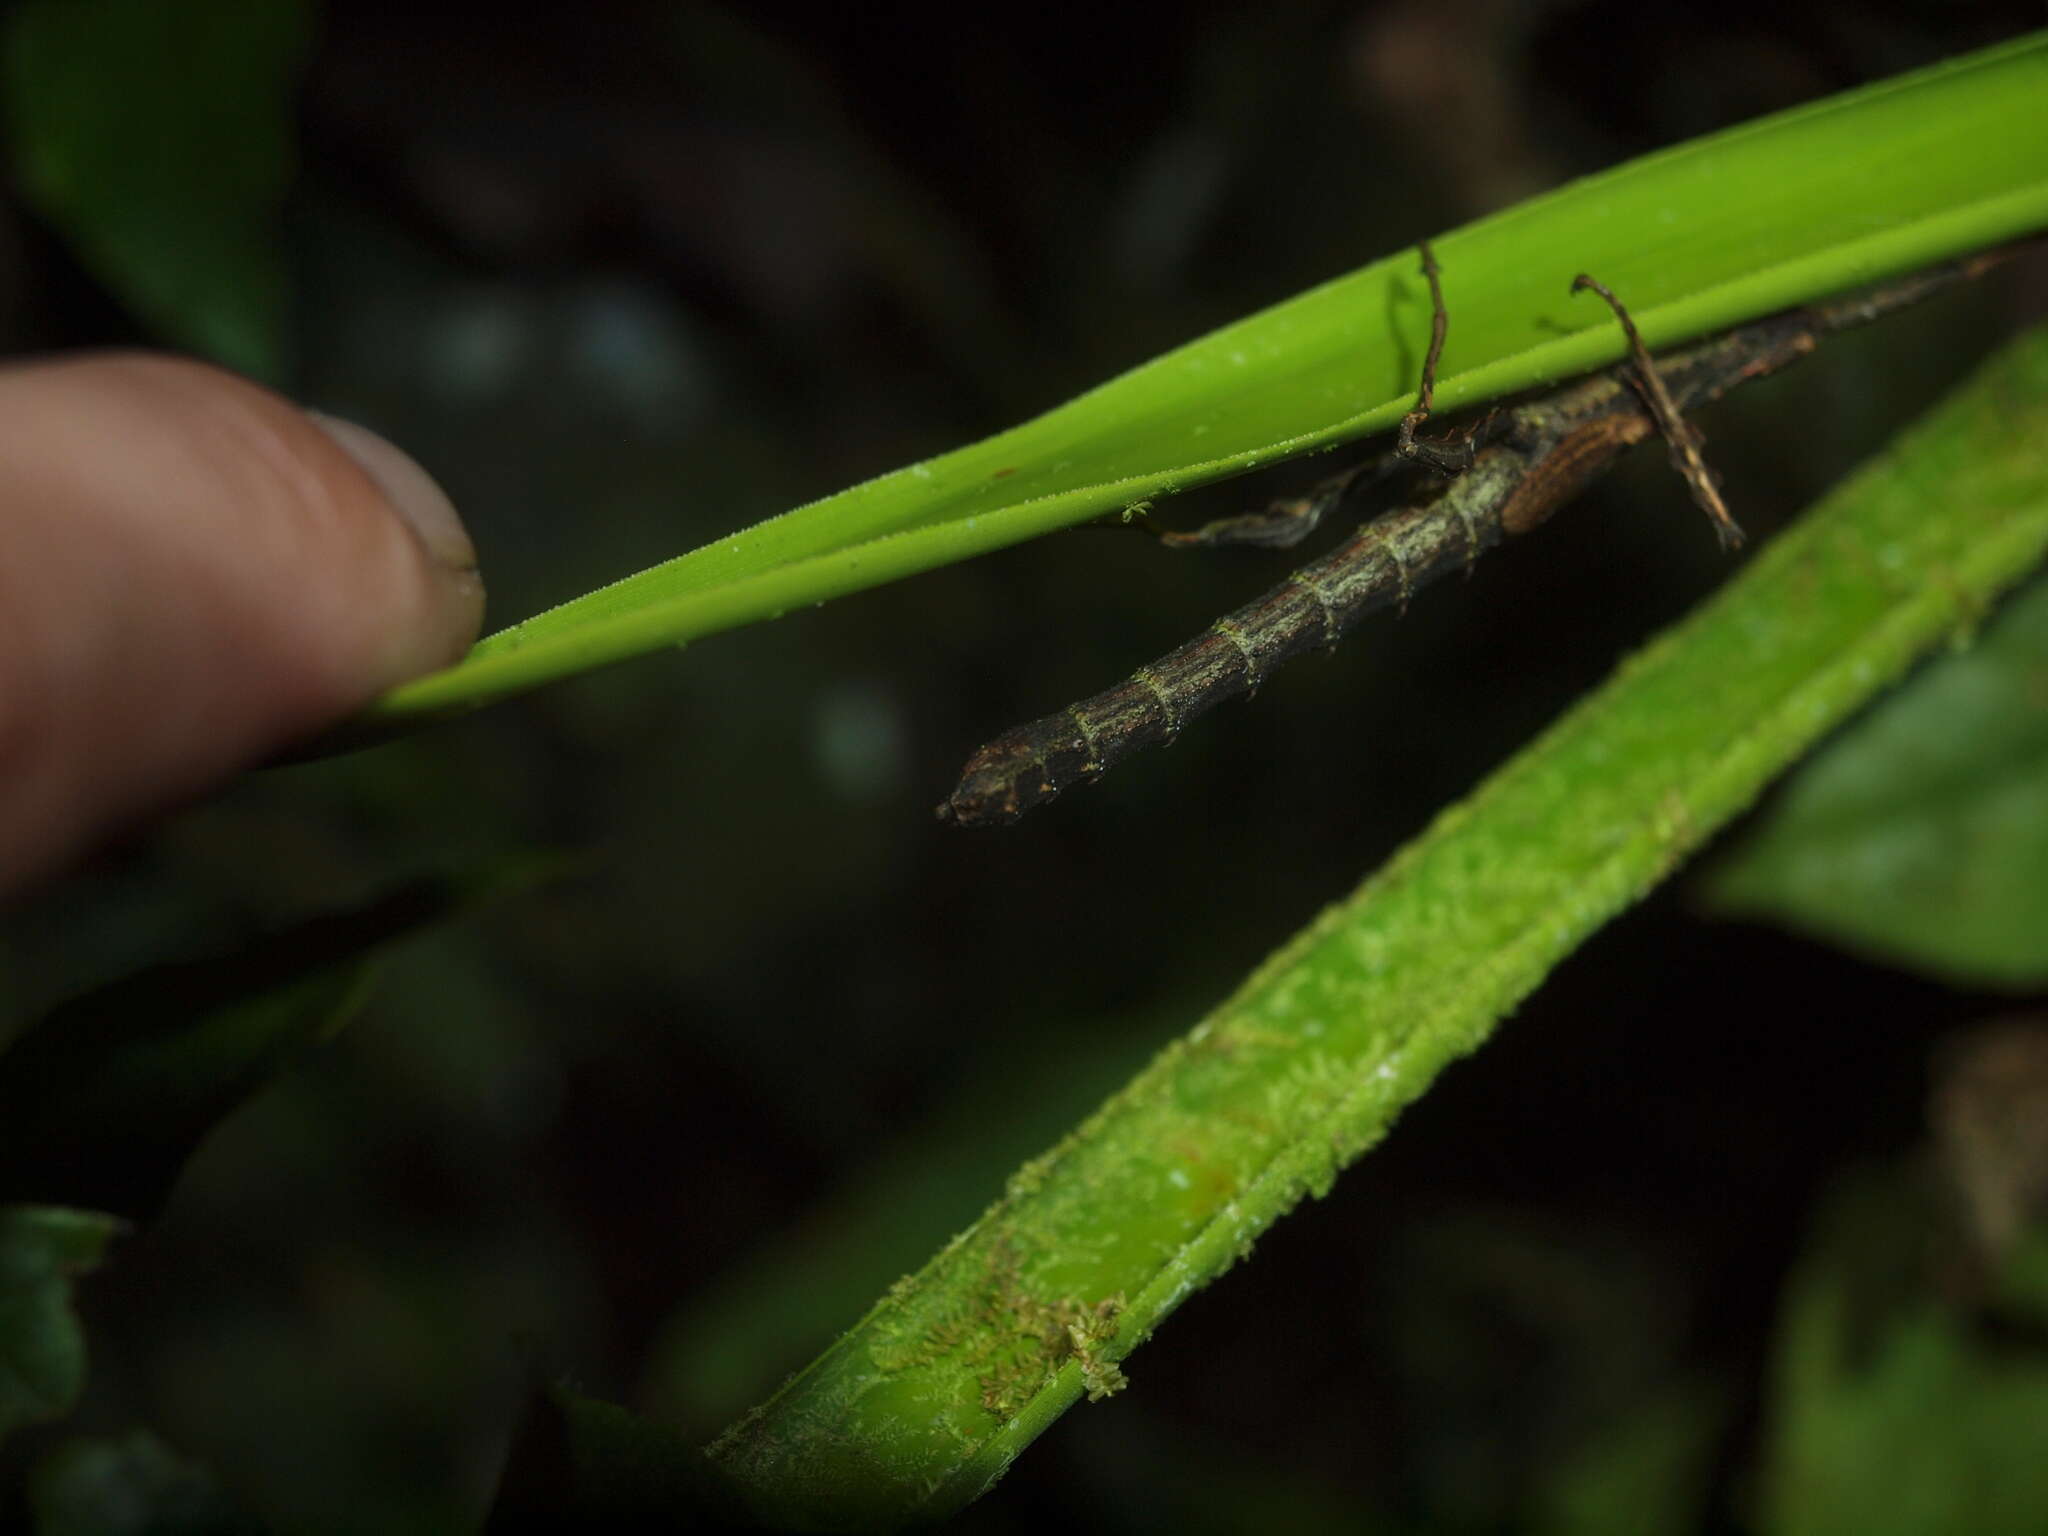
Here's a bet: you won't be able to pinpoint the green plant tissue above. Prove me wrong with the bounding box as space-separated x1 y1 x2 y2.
1704 572 2048 989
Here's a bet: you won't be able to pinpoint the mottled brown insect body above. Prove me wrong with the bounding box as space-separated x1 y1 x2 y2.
939 242 2029 828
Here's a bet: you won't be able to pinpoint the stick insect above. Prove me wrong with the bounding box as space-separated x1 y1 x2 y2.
937 241 2023 828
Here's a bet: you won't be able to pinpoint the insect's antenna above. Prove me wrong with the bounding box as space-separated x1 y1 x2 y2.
1571 273 1745 550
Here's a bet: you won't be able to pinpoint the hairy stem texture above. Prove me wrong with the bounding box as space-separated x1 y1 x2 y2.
705 323 2048 1530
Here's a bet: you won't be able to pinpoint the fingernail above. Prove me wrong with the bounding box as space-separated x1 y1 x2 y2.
308 412 478 576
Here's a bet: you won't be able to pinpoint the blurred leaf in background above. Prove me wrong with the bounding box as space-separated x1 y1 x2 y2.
1533 1377 1726 1536
1705 574 2048 988
0 1209 121 1451
1759 1163 2048 1536
1 0 312 379
0 863 555 1222
26 1432 259 1536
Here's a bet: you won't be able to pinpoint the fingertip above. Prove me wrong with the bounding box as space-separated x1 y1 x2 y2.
308 412 479 579
303 410 487 683
0 352 486 892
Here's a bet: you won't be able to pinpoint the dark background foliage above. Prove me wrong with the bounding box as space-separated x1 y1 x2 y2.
3 2 2045 1530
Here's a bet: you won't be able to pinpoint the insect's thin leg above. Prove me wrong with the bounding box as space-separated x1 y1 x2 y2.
1158 398 1517 554
1571 273 1745 550
1156 456 1393 551
1396 241 1482 477
1157 240 1513 554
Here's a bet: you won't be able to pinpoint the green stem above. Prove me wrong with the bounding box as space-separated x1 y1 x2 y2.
699 324 2048 1529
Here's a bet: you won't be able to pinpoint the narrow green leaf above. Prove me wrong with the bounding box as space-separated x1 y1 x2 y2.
684 325 2048 1529
0 0 313 379
1702 574 2048 988
0 1206 122 1449
361 32 2048 732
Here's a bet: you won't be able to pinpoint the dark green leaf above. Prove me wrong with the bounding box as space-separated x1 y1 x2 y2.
1760 1172 2048 1536
28 1432 261 1536
0 865 551 1221
0 0 314 378
1704 574 2048 987
0 1206 121 1449
1534 1381 1726 1536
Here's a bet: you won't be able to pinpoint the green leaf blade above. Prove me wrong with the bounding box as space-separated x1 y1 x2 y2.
29 1432 259 1536
366 31 2048 728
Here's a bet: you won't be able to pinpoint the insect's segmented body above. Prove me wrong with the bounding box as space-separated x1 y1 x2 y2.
939 454 1522 826
937 247 2012 828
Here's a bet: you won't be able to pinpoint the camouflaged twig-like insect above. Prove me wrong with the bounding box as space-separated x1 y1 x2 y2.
938 241 2023 828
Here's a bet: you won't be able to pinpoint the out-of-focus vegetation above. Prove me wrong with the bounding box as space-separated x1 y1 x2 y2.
3 3 2047 1531
1707 577 2048 989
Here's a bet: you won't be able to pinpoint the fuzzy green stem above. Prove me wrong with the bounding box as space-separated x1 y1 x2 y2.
700 324 2048 1529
